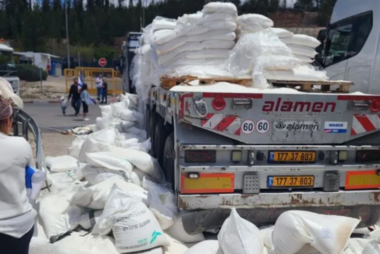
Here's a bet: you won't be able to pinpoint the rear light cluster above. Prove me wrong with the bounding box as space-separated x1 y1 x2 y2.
370 99 380 113
212 97 226 111
329 151 348 164
356 150 380 163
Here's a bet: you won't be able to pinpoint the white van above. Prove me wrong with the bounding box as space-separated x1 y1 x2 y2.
318 0 379 94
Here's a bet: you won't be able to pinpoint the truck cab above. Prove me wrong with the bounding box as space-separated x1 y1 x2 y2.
319 0 379 94
121 32 142 94
0 42 20 95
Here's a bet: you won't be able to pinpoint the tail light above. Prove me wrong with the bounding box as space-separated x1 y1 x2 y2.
231 150 242 163
185 150 216 163
329 151 347 164
212 97 226 111
370 99 380 113
356 150 380 163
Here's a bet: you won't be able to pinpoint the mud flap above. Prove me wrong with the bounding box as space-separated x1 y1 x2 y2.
181 206 380 235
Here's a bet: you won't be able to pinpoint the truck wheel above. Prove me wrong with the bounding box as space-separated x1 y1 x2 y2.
149 111 157 157
163 132 175 189
154 118 168 166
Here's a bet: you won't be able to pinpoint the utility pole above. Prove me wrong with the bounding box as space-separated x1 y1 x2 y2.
65 0 71 69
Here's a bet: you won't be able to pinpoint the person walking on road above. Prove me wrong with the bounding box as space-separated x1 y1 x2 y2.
68 78 81 116
0 96 36 254
95 74 103 101
101 79 108 104
80 83 94 121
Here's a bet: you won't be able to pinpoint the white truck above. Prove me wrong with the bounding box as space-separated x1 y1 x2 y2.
317 0 379 94
0 42 20 95
143 74 380 235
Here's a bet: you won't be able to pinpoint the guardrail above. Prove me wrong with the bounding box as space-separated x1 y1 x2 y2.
12 108 45 171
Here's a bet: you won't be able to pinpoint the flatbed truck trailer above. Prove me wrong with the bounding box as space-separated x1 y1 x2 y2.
145 77 380 234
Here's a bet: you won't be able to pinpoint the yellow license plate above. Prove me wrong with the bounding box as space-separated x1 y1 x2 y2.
268 176 315 187
181 173 234 194
345 170 380 190
269 151 316 163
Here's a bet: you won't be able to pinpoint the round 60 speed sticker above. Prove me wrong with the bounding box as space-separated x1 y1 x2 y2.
256 119 270 134
241 120 255 134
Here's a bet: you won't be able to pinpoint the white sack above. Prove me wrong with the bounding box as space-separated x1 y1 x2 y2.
71 177 148 209
54 231 119 254
99 105 112 115
218 208 264 254
281 34 321 48
112 199 169 253
164 233 189 254
185 240 220 254
203 21 237 31
67 136 87 159
93 185 169 253
39 191 82 239
272 211 360 254
30 237 72 254
165 215 205 243
238 14 274 28
202 2 237 15
106 147 165 183
130 168 153 186
46 172 87 194
152 17 177 31
294 54 314 63
79 210 103 230
143 178 178 230
85 152 134 172
264 65 328 82
111 102 144 123
288 44 318 58
271 28 293 38
82 165 125 185
344 239 380 254
45 155 78 173
95 113 113 131
78 129 116 162
202 12 237 22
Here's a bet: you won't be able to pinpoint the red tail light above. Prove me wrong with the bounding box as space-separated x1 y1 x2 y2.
185 150 216 163
370 99 380 113
212 97 226 111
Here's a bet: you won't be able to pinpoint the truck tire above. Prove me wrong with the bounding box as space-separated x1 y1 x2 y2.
154 118 168 166
163 132 175 189
149 111 157 157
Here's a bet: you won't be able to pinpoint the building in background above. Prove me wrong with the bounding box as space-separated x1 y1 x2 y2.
14 52 62 76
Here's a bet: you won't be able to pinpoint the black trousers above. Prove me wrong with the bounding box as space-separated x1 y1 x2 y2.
71 98 81 115
0 227 34 254
101 90 107 103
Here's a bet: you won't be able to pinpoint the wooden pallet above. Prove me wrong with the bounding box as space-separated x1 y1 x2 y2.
268 79 353 93
160 76 353 93
160 76 252 89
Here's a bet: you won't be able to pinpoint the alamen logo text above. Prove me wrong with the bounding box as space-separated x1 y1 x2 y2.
262 98 336 112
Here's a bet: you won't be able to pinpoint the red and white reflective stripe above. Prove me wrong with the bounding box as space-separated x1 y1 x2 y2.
351 114 380 135
201 113 241 136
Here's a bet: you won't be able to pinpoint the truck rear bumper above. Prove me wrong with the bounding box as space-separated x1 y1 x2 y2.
179 190 380 234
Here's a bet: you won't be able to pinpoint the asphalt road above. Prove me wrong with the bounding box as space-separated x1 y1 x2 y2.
24 103 102 133
23 103 102 157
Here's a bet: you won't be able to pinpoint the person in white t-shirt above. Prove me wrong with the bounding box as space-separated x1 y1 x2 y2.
0 96 36 253
95 74 103 101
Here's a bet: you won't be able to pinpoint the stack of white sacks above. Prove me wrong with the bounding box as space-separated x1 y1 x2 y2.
148 2 238 78
31 93 205 254
132 2 329 100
